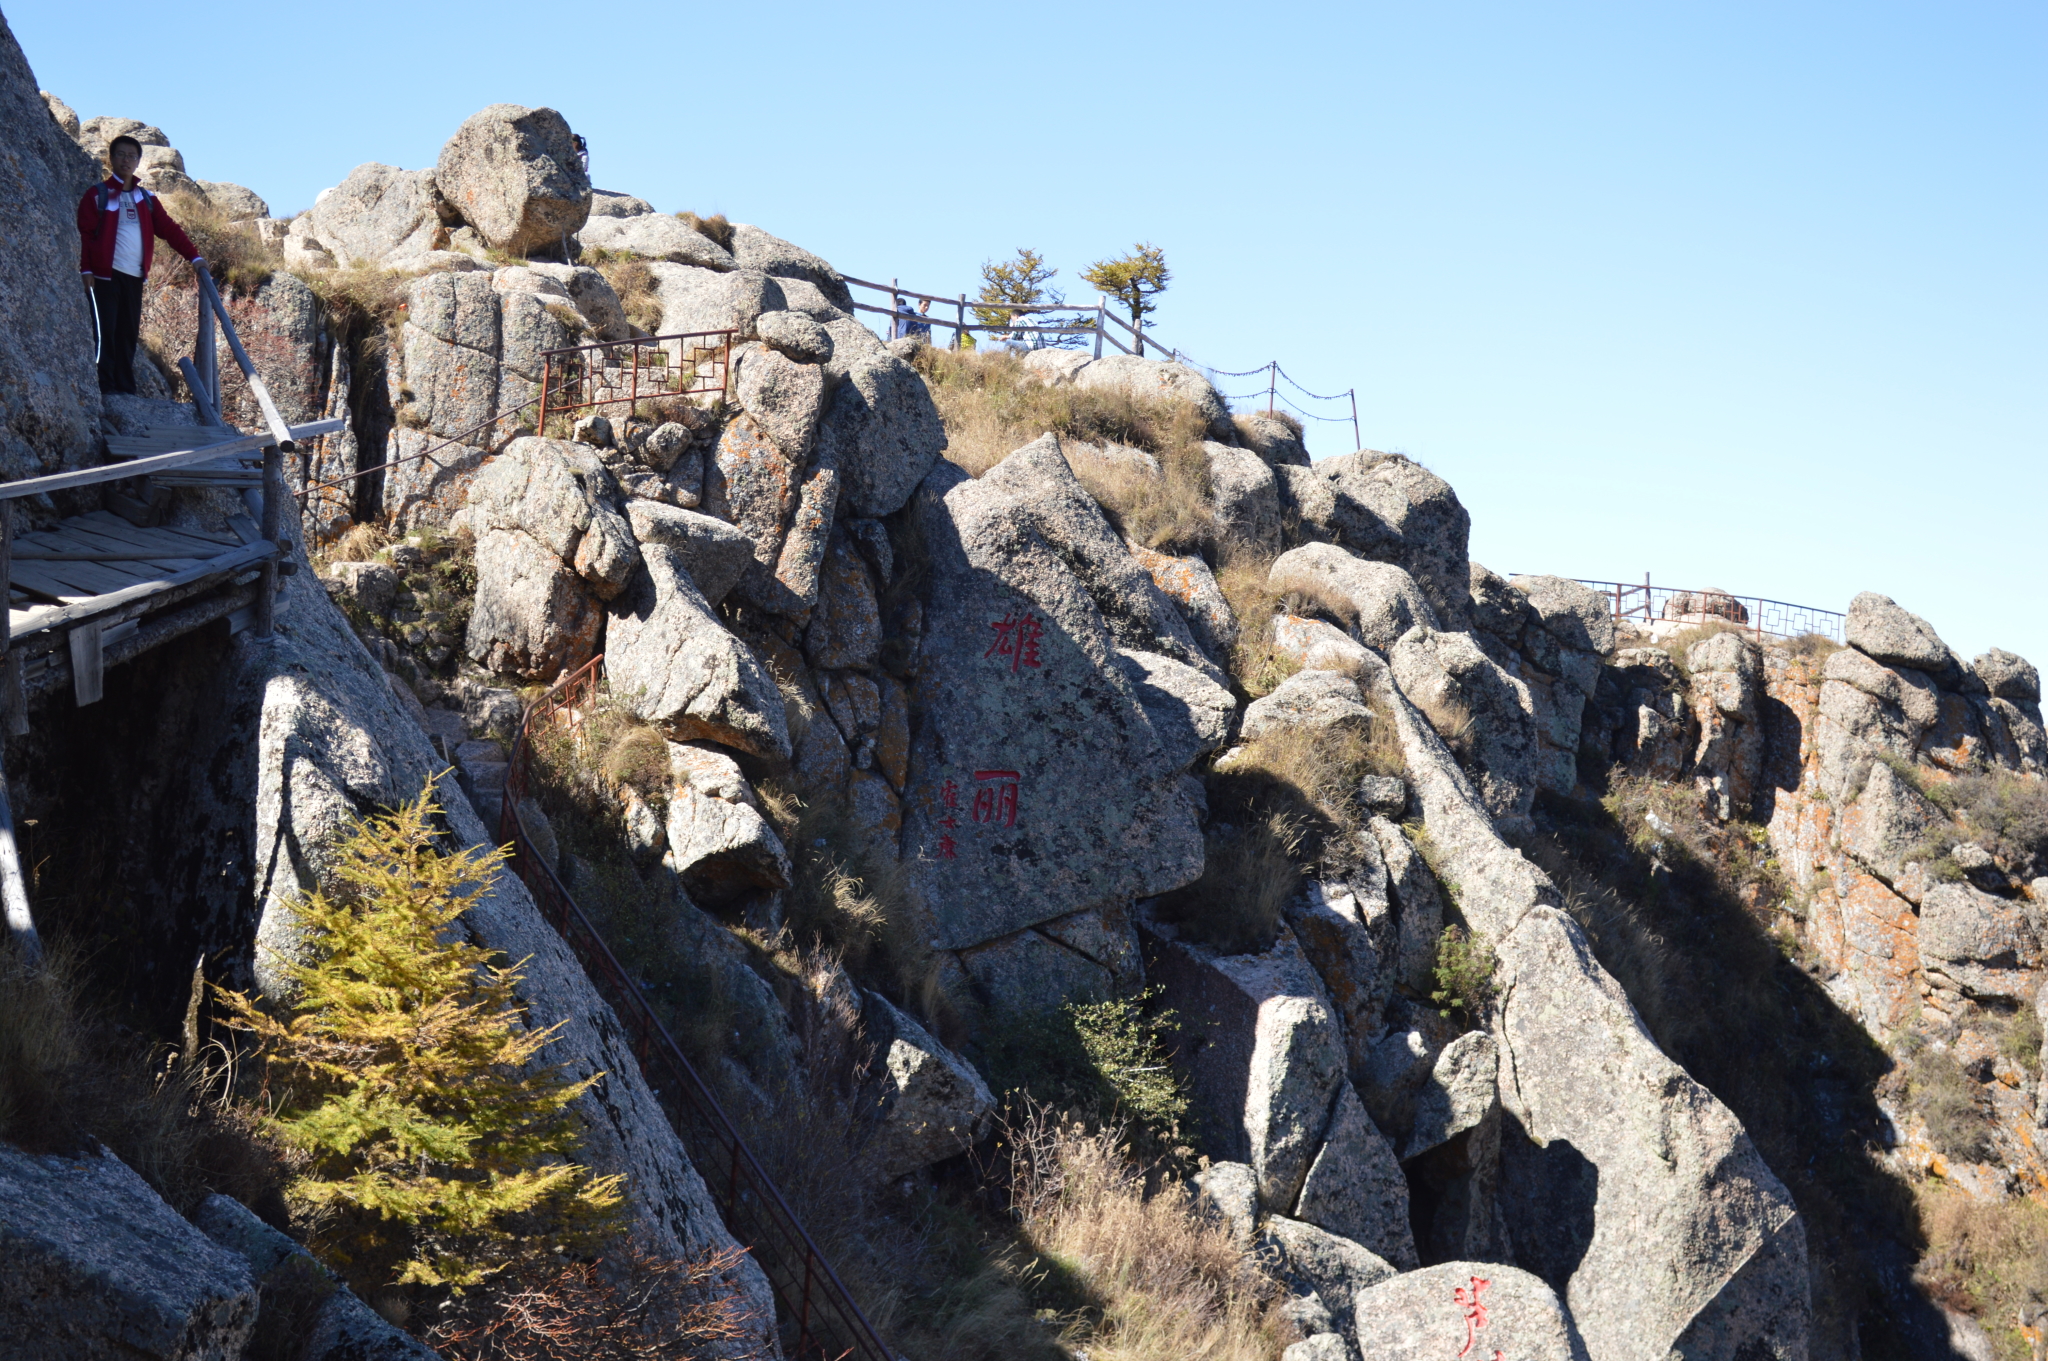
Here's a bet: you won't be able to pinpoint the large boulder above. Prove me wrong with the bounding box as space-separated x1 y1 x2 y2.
2 41 112 481
435 103 591 256
1686 631 1764 821
734 342 826 460
577 211 735 270
1370 667 1811 1361
0 1144 256 1359
860 992 997 1179
308 162 442 265
1846 591 1956 679
1293 1081 1418 1269
395 268 584 439
1270 543 1439 651
1970 648 2040 702
1389 625 1541 824
191 1193 437 1361
1303 452 1472 627
623 499 755 605
901 441 1227 948
815 350 949 518
605 540 791 759
1919 882 2043 1003
728 223 856 311
664 742 791 911
1352 1263 1589 1361
1259 1214 1398 1328
1203 440 1282 552
1285 874 1392 1069
1126 539 1239 667
1073 354 1233 439
1241 668 1374 743
464 436 638 678
648 262 786 339
195 181 268 219
1139 915 1346 1210
1237 411 1311 467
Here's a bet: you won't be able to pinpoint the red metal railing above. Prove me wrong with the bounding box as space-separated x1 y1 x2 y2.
1573 576 1845 644
498 657 890 1361
537 331 735 433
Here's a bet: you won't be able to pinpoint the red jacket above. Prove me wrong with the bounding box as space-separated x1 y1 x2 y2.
77 177 200 280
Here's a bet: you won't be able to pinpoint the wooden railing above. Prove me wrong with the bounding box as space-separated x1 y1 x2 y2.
499 658 892 1361
842 275 1176 361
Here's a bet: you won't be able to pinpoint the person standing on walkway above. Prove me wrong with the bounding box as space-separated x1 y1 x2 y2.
77 135 203 395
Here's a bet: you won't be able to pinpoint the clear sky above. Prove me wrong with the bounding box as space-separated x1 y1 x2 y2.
14 1 2043 667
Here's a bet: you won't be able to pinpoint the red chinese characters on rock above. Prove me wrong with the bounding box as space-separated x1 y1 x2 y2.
971 770 1020 828
986 610 1044 673
1453 1275 1503 1361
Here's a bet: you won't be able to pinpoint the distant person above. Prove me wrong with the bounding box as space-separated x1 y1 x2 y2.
77 134 203 395
908 298 933 340
891 295 918 340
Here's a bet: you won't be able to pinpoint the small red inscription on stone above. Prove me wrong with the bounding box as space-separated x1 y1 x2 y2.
986 611 1044 673
1454 1276 1491 1358
936 835 958 859
971 769 1020 828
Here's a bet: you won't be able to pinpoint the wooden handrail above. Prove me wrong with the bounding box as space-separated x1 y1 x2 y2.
0 420 342 501
194 269 295 451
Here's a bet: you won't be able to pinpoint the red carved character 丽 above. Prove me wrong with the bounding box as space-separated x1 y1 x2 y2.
971 770 1020 828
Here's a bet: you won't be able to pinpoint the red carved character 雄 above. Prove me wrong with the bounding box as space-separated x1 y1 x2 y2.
986 611 1044 673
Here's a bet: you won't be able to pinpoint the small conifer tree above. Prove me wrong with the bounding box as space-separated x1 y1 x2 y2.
974 247 1061 328
1082 243 1171 329
218 779 623 1293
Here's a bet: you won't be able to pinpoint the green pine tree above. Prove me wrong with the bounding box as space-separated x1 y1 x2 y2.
218 778 623 1293
1082 243 1171 328
974 247 1061 329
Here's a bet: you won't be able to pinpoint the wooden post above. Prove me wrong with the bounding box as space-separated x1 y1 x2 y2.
0 753 36 967
195 268 217 416
1349 389 1361 451
197 270 293 453
956 293 966 351
255 444 284 638
1 502 20 738
1267 362 1277 415
1094 296 1105 360
68 622 103 707
889 278 901 340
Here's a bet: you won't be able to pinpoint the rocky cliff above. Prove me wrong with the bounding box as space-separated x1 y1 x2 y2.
8 24 2046 1360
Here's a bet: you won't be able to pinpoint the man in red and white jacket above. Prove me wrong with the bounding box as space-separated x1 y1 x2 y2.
77 134 204 395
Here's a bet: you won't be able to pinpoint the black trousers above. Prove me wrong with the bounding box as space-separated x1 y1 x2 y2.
93 270 145 395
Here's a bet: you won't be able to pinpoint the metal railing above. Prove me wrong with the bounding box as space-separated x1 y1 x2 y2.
498 658 890 1361
1574 576 1845 644
843 274 1166 361
536 331 734 434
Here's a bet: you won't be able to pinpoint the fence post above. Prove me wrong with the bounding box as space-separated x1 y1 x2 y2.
890 278 900 341
1267 362 1277 415
1094 296 1105 360
1349 389 1360 451
194 277 217 419
956 293 966 351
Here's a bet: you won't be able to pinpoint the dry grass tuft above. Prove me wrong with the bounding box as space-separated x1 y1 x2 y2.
586 252 663 334
1415 692 1476 762
163 191 279 293
676 212 734 250
1160 722 1385 953
910 347 1217 555
1004 1106 1285 1360
1914 1189 2048 1355
1212 556 1298 698
0 941 289 1216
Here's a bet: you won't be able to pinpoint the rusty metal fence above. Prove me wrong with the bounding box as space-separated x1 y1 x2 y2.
498 657 891 1361
536 330 735 434
1574 576 1845 644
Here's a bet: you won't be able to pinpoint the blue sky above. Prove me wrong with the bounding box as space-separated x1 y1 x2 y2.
14 1 2043 667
